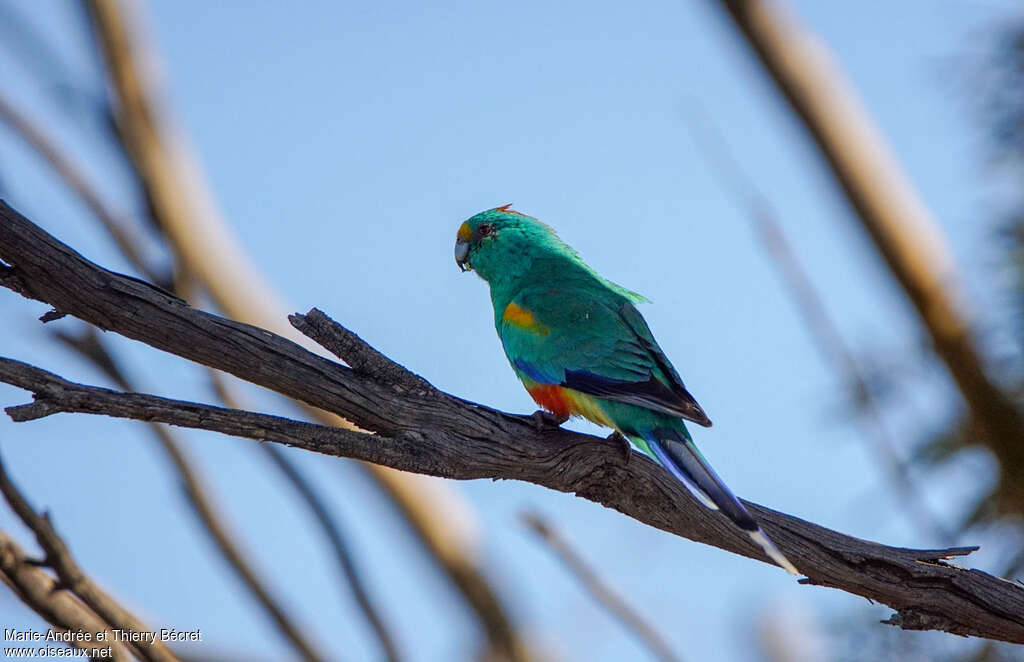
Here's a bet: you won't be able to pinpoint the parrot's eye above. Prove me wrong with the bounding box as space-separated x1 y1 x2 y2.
478 223 494 237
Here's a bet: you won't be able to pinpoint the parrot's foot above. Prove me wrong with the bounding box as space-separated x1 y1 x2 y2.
531 410 568 431
606 431 632 464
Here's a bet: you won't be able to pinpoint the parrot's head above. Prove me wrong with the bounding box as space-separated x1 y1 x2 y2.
455 205 650 304
454 205 561 283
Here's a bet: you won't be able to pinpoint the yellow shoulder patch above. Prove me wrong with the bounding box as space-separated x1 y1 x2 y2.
503 302 550 335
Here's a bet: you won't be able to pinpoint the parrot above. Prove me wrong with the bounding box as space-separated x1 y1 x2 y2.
454 205 798 575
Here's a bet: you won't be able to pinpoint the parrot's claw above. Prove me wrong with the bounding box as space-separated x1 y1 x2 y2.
531 410 568 431
606 431 632 464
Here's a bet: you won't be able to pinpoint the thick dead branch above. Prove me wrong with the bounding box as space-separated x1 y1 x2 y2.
521 512 683 662
53 328 328 662
0 454 179 662
0 532 134 662
81 4 523 655
715 0 1024 511
1 202 1023 643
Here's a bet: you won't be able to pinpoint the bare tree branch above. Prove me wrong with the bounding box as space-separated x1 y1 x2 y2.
52 327 329 662
1 202 1022 643
521 512 683 662
0 531 135 662
0 352 1008 642
80 3 526 655
0 453 180 662
714 0 1024 511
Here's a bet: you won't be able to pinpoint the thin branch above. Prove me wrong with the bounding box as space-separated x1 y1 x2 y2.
80 3 525 655
0 531 135 662
0 205 1021 642
684 106 951 542
260 445 402 662
52 327 328 662
370 476 527 662
714 0 1024 512
0 452 180 662
521 511 683 662
210 366 401 662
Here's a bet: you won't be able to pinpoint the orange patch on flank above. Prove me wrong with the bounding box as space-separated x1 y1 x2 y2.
502 302 549 335
526 384 572 420
457 221 473 241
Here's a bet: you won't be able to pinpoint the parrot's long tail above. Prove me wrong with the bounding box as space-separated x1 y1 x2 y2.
642 429 799 575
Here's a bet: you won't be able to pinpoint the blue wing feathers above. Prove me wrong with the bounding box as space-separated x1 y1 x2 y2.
512 358 560 384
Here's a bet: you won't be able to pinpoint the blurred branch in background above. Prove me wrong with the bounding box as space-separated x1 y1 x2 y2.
973 22 1024 168
81 0 295 333
756 603 830 662
0 454 180 662
52 327 330 662
209 372 402 662
715 0 1024 513
2 211 1023 644
0 2 107 127
261 445 401 662
521 511 683 662
684 106 954 545
0 38 368 657
685 106 952 544
0 91 163 285
0 532 134 662
81 2 529 658
961 19 1024 583
969 18 1024 415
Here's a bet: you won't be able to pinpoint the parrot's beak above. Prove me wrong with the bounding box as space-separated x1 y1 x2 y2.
454 239 470 272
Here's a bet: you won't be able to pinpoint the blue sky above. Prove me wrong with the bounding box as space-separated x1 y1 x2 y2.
0 1 1020 660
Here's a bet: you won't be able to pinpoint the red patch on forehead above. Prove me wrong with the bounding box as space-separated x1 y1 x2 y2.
495 203 527 217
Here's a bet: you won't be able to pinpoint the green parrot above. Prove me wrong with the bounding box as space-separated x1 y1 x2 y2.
454 205 798 575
